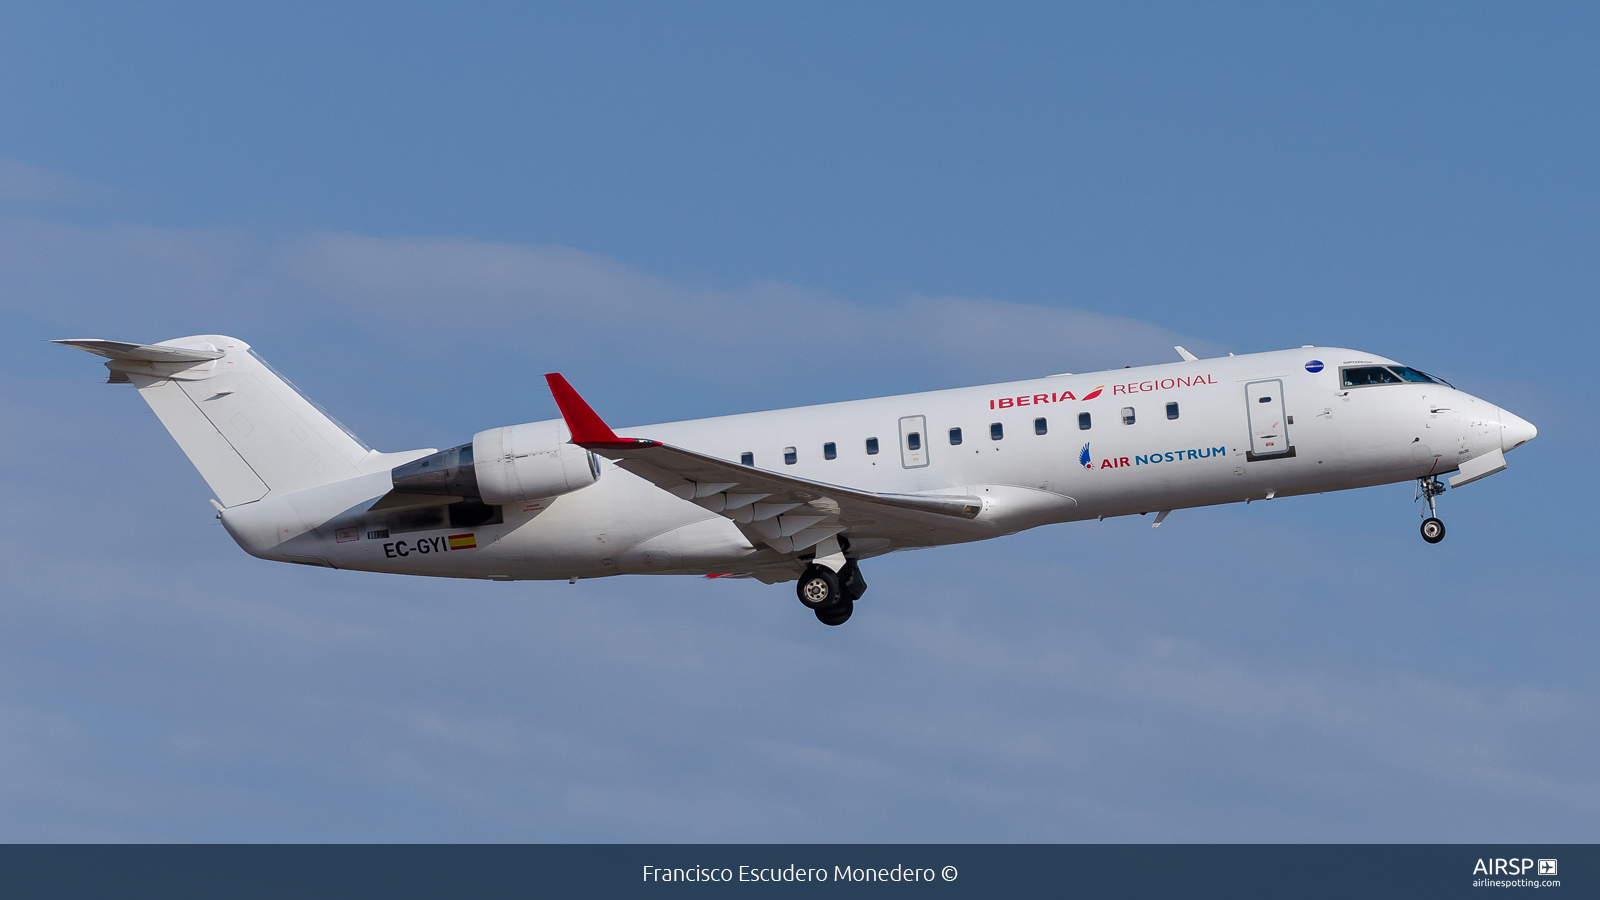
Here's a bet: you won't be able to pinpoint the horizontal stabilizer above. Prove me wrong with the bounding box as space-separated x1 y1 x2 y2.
55 333 384 506
51 339 224 363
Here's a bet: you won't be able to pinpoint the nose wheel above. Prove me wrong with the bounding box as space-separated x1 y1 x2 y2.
1416 476 1447 544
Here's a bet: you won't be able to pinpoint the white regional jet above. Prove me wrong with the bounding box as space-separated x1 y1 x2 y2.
57 336 1535 626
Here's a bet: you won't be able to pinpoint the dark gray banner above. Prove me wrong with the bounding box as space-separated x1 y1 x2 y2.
1 844 1591 898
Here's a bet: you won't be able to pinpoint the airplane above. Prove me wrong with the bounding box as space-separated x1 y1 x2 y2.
55 335 1536 626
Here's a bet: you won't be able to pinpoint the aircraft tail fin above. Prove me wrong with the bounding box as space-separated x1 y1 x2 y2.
54 335 383 506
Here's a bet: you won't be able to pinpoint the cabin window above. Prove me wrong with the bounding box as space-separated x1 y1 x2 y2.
1121 407 1135 425
866 437 879 455
990 422 1004 440
1341 366 1403 387
823 442 837 460
784 446 797 465
949 427 962 445
1166 402 1179 420
1078 412 1091 430
741 451 753 466
906 432 921 451
1034 417 1047 435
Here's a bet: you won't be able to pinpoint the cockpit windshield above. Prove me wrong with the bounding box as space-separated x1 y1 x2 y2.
1341 366 1401 386
1340 365 1449 388
1390 366 1442 384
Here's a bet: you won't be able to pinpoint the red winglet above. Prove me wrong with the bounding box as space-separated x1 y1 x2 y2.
544 373 646 447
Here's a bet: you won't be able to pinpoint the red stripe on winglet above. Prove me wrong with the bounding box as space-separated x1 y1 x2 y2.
544 373 623 445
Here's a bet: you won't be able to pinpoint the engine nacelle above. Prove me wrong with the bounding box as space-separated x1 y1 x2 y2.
389 420 600 505
471 420 600 505
389 442 481 497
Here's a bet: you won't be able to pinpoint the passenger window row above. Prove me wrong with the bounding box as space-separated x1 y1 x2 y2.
740 403 1182 465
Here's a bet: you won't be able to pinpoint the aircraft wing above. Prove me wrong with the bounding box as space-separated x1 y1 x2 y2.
545 374 985 556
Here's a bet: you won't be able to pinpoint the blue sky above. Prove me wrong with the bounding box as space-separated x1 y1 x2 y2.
1 3 1596 840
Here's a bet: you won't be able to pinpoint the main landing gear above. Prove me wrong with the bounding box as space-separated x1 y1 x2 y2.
797 560 868 626
1416 476 1447 544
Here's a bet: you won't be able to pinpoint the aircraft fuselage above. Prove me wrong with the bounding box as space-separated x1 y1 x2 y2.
214 346 1533 582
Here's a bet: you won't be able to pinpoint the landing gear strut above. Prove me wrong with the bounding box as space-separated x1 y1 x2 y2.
1416 476 1446 544
838 560 867 602
797 559 868 626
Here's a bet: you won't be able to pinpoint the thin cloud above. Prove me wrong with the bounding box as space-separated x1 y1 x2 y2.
0 160 108 205
4 221 1217 395
276 230 1215 384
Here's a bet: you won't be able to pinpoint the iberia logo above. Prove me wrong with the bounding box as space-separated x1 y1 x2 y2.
989 374 1215 410
991 386 1103 410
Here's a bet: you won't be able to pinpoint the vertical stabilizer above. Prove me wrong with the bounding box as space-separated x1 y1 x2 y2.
55 335 378 506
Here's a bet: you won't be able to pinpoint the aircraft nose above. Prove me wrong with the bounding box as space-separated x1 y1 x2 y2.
1498 407 1537 453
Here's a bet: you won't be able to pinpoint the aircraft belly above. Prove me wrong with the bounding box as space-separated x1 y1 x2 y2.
614 516 764 575
486 471 716 578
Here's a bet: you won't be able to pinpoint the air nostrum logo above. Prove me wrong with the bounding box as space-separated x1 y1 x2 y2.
1079 441 1227 471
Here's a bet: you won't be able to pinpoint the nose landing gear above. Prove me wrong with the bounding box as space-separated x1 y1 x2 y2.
1416 476 1447 544
1421 517 1445 543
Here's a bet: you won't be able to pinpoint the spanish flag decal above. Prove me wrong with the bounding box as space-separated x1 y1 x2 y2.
447 533 477 551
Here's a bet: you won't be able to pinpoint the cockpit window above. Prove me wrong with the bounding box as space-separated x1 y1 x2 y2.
1342 365 1446 388
1389 366 1440 384
1342 366 1403 387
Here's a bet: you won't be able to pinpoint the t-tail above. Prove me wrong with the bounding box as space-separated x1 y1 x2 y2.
53 335 417 506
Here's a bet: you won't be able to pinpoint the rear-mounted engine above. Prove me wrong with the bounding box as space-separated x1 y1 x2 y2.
390 420 600 504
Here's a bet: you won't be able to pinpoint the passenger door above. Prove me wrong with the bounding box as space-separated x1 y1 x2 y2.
899 415 928 468
1246 379 1290 457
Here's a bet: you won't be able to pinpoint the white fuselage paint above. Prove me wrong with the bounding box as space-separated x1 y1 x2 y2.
222 347 1531 580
